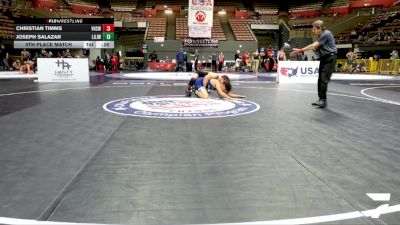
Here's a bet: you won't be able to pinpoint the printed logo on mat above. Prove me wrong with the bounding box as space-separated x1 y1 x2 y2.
103 95 259 119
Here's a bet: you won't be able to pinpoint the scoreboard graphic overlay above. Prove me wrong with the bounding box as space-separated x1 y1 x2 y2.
14 18 114 49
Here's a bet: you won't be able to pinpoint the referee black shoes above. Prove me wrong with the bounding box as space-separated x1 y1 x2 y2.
312 99 327 108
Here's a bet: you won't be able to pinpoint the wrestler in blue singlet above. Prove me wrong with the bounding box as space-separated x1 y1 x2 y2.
194 77 215 92
186 71 214 97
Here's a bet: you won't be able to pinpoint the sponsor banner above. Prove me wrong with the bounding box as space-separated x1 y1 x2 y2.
189 25 211 38
103 95 260 119
336 43 352 49
188 0 214 27
114 20 123 27
153 37 165 42
183 38 218 47
137 21 147 28
37 58 89 82
250 24 279 30
277 61 320 83
122 72 252 80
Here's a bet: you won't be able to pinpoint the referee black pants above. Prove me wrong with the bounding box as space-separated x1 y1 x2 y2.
318 54 337 100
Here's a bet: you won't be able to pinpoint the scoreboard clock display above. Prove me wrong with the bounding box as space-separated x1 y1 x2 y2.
14 18 115 49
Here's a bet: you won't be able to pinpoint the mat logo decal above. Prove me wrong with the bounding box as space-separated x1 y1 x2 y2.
103 95 259 119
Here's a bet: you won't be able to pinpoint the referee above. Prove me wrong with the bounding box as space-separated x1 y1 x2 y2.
290 20 337 108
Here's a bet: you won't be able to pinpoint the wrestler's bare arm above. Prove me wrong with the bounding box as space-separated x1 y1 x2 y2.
227 92 246 98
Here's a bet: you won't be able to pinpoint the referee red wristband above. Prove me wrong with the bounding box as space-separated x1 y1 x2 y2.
298 50 304 54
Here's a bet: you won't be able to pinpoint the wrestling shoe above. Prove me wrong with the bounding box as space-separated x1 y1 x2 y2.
185 89 192 97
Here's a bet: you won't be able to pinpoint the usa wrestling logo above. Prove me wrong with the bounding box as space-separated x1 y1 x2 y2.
103 95 259 119
280 66 299 78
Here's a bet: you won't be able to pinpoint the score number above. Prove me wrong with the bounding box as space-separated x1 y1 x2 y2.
103 24 114 32
103 32 114 41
